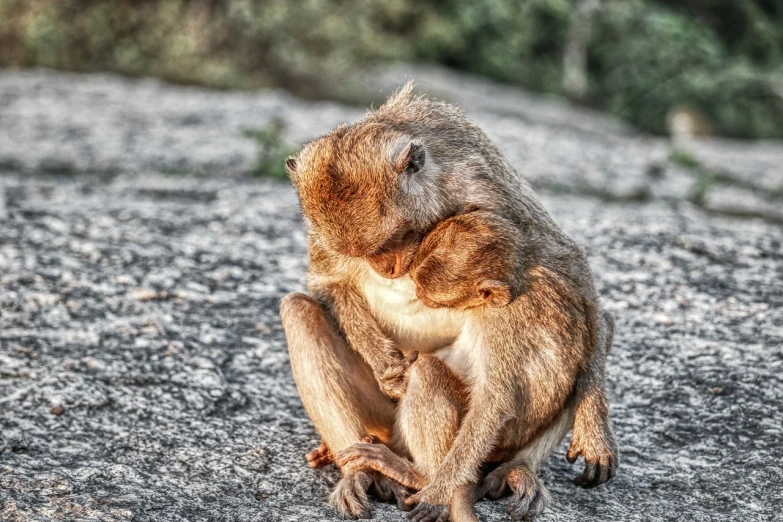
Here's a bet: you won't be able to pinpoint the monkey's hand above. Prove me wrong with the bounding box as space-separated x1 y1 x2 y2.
566 420 618 487
376 351 419 401
404 483 451 521
335 440 425 491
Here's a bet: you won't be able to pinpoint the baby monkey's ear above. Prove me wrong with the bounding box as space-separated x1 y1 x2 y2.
476 280 512 308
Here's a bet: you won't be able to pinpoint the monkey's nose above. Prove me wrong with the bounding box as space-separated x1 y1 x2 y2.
367 251 401 278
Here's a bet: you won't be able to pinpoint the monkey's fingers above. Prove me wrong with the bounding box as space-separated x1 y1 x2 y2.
334 442 387 471
573 460 596 488
574 454 616 488
306 442 333 468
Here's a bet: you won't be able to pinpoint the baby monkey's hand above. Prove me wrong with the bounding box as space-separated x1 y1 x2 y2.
377 351 419 401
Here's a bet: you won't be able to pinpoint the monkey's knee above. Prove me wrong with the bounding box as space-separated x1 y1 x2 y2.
406 354 460 394
280 292 340 357
280 292 323 327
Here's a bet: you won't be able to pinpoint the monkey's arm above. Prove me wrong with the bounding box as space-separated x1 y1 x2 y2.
335 442 426 490
566 310 618 486
312 282 415 400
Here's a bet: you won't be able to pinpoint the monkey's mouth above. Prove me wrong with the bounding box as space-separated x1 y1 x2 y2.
365 230 422 279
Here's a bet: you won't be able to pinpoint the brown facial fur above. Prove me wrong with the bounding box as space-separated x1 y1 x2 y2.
288 123 426 261
411 211 524 309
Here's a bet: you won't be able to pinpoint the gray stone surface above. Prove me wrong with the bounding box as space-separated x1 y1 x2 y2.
1 69 782 522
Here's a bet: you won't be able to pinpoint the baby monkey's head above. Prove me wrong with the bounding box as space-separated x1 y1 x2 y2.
411 210 519 310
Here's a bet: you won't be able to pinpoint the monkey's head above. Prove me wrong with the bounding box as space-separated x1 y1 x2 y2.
286 119 450 279
410 212 515 310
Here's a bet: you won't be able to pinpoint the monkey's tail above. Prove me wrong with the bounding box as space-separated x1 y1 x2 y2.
450 482 481 522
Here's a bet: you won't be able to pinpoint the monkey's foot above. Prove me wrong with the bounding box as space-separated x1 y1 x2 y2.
407 502 449 522
405 485 451 522
504 467 550 521
373 473 413 512
329 470 374 519
306 441 333 468
566 428 618 488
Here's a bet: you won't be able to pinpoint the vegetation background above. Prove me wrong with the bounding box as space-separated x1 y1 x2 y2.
1 0 782 139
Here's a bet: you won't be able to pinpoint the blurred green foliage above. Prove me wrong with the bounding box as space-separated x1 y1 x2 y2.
1 0 782 138
242 119 296 180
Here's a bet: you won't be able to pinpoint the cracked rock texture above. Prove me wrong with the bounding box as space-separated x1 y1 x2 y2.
1 69 782 522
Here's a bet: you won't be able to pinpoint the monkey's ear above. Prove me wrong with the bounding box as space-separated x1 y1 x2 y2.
476 280 512 308
285 157 298 181
393 141 425 175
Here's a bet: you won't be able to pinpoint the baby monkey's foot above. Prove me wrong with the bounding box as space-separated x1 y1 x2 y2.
407 502 449 522
566 427 618 487
484 464 549 520
373 473 413 512
330 469 374 519
306 441 333 468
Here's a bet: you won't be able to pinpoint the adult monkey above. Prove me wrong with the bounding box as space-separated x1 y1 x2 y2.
280 84 617 520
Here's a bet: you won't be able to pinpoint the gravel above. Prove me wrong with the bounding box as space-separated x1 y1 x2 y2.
0 69 781 522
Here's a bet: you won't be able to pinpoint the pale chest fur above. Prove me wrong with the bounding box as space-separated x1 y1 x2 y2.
356 269 468 355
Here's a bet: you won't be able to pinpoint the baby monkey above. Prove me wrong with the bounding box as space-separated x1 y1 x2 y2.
411 208 525 311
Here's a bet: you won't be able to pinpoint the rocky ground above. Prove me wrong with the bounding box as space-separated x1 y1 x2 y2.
0 68 781 522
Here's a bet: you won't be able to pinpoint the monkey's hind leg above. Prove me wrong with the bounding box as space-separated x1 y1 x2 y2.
483 409 574 520
280 292 400 519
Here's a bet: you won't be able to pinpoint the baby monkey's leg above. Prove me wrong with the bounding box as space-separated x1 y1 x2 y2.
280 292 400 518
335 353 467 491
400 355 478 522
338 354 478 522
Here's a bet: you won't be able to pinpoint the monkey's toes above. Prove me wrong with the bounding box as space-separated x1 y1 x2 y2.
407 502 449 522
505 468 550 521
306 441 333 468
481 469 509 499
506 486 549 521
373 474 413 512
330 471 373 519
